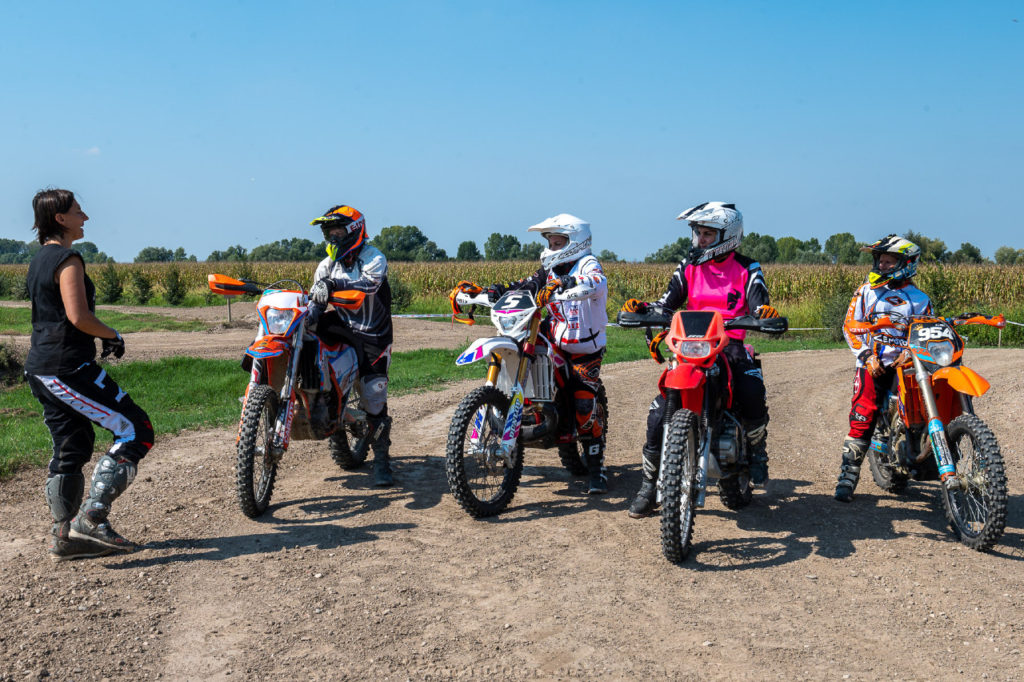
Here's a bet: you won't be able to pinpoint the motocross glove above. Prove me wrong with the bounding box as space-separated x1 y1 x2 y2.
755 304 780 319
309 278 336 306
864 354 884 378
484 283 507 303
101 332 125 359
554 276 577 294
621 298 649 313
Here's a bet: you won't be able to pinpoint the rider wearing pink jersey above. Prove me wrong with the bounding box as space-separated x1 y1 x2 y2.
624 202 779 518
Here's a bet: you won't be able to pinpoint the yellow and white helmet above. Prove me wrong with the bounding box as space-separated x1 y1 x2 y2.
861 234 921 289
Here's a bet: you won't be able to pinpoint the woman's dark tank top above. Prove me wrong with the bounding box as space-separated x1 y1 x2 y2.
24 244 97 374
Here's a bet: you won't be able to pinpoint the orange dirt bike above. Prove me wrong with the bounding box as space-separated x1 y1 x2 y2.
208 274 373 517
617 305 788 563
444 280 608 517
848 311 1008 550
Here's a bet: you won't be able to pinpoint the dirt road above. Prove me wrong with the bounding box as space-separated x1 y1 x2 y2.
2 334 1022 680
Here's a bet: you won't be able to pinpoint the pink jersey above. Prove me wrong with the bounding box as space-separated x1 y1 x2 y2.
683 254 753 340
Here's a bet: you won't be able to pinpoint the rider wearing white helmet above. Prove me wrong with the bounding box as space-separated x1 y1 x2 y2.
485 213 610 494
834 234 931 503
623 202 779 518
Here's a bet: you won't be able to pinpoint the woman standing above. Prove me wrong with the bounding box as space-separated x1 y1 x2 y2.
24 189 154 561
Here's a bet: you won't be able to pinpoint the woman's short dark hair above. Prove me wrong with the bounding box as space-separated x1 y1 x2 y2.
32 188 76 245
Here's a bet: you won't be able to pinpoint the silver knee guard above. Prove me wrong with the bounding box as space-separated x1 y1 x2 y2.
81 453 137 520
359 374 389 416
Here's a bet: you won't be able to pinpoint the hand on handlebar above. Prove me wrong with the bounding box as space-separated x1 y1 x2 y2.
621 298 649 313
309 278 336 306
865 354 885 377
536 281 561 307
755 304 780 319
484 283 507 303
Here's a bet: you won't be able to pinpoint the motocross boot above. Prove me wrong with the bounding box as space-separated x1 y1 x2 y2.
45 472 113 561
744 418 770 486
628 445 661 518
69 454 140 551
834 437 869 503
581 437 608 494
369 413 394 487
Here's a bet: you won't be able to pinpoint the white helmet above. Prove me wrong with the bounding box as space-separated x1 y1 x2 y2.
527 213 592 271
677 201 743 265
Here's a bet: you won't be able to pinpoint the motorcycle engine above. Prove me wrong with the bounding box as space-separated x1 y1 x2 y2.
715 425 741 465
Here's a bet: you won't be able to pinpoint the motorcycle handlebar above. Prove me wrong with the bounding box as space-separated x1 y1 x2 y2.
616 309 789 335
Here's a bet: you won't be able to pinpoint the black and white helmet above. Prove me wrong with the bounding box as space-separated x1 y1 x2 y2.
527 213 592 271
677 201 743 265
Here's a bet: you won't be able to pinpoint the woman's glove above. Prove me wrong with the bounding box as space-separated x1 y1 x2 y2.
484 283 507 303
621 298 649 313
554 275 577 294
101 332 125 359
309 278 336 306
755 304 780 319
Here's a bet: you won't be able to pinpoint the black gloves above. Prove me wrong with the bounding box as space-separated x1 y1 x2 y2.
309 278 336 306
484 283 507 303
555 275 577 294
101 332 125 359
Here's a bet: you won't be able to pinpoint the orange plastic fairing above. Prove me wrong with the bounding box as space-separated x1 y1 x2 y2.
932 366 991 397
208 273 254 296
329 289 365 310
664 310 728 366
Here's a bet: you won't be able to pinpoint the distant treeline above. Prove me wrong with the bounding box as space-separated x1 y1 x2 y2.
3 226 1022 265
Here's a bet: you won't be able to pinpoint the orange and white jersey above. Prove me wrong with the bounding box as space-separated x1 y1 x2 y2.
843 280 932 367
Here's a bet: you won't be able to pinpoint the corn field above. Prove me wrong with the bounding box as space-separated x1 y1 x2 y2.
1 261 1023 310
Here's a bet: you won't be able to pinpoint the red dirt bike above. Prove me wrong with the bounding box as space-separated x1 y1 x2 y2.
848 311 1008 550
617 305 788 563
444 280 608 517
208 274 373 517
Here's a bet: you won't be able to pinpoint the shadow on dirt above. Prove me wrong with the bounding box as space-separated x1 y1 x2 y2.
678 479 1024 570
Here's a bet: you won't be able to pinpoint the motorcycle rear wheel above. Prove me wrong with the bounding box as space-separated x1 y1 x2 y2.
236 384 280 518
718 471 752 510
941 414 1008 551
868 416 909 494
660 409 699 564
330 387 372 471
446 386 524 518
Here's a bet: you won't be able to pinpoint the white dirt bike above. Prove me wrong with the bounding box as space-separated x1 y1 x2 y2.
444 280 608 517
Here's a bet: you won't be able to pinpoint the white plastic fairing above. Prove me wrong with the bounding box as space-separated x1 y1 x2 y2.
490 290 537 340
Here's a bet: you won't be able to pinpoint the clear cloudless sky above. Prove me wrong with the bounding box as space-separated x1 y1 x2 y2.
1 1 1021 262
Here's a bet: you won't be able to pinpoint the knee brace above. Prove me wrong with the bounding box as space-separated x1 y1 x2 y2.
359 374 389 416
81 454 137 521
573 390 603 438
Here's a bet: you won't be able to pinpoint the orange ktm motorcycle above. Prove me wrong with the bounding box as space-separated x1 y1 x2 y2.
848 312 1008 551
208 274 372 517
617 306 788 563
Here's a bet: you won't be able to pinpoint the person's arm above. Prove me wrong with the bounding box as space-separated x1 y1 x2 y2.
842 284 871 361
745 262 771 312
655 261 688 312
553 258 606 301
56 257 118 339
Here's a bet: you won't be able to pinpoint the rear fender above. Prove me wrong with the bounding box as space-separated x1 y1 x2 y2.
932 365 990 397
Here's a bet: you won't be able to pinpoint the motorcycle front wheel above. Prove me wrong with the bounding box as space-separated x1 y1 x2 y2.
330 386 372 471
236 384 280 518
446 386 524 518
941 414 1008 551
660 408 699 564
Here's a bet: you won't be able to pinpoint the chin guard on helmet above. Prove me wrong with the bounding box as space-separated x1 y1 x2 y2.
677 201 743 266
862 234 921 289
311 205 366 262
527 213 593 271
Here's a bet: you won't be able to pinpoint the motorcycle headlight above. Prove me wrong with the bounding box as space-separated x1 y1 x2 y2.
929 340 955 367
677 341 711 358
499 316 519 333
265 308 295 335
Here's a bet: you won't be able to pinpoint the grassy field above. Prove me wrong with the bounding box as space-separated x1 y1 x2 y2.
0 306 209 335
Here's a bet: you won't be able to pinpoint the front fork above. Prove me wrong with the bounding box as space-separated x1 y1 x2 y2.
911 355 958 487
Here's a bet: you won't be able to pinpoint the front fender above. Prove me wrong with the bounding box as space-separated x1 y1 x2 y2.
246 337 290 359
932 365 990 397
456 337 519 366
659 364 706 412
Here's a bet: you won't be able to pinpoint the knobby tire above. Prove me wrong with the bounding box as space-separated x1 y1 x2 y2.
236 384 280 518
660 409 699 564
941 414 1007 551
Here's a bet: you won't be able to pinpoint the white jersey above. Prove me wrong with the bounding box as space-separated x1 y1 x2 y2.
843 280 932 367
540 255 608 355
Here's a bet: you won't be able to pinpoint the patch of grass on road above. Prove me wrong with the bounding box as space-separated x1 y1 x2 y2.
0 307 208 335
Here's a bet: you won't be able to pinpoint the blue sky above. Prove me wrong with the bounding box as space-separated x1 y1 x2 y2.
1 1 1021 262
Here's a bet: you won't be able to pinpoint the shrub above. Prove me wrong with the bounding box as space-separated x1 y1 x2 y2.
129 269 153 304
0 343 24 386
389 269 412 313
163 265 186 305
95 263 124 304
